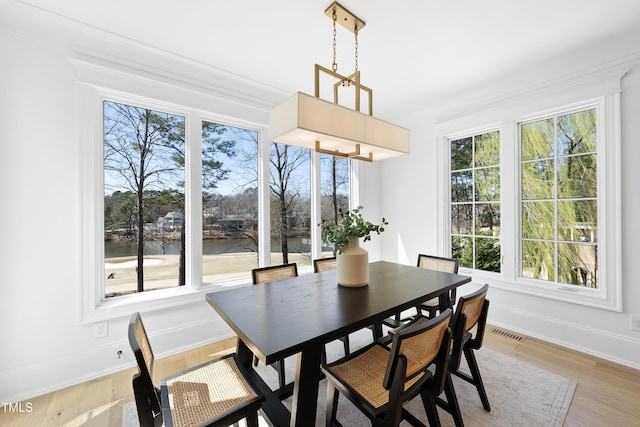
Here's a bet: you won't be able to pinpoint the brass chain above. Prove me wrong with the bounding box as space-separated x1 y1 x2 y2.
332 9 338 72
354 24 359 72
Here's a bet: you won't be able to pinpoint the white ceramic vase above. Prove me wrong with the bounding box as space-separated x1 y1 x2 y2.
337 236 369 287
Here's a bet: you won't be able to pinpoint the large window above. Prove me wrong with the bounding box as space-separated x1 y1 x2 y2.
320 154 350 257
269 143 311 267
96 94 350 302
520 108 597 287
72 57 356 320
440 79 621 310
103 100 186 297
201 122 259 284
450 131 501 272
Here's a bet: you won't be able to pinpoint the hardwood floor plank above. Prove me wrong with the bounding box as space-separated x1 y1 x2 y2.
1 327 638 426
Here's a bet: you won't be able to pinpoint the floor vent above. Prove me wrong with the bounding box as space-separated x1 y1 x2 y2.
491 328 524 341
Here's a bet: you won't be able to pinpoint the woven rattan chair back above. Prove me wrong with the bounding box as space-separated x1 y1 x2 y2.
130 312 155 380
313 257 337 272
251 263 298 284
457 283 488 331
385 308 453 389
415 254 460 319
417 254 459 274
322 309 453 426
449 283 491 412
128 313 163 425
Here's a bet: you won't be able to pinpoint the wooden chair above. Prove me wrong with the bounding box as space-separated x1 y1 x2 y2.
313 257 350 359
450 283 491 411
436 284 491 427
313 256 337 272
322 309 453 427
251 263 298 389
417 254 460 318
128 312 264 427
252 262 298 285
385 254 459 327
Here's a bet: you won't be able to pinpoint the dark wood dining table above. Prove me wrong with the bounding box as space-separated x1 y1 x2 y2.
205 260 471 427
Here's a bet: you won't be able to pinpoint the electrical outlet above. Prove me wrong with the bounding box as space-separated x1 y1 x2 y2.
94 321 108 339
631 315 640 332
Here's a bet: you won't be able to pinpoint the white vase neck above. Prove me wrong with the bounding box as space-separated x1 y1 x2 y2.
347 236 360 247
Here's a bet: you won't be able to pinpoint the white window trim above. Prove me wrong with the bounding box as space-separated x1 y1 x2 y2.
75 59 272 323
75 57 357 323
441 125 503 264
437 68 624 312
79 86 251 323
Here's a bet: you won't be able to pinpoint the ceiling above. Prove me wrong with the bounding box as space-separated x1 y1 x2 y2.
5 0 640 121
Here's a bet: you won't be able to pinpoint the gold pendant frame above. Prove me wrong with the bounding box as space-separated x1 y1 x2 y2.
314 2 374 161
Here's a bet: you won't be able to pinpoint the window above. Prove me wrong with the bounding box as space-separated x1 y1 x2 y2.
201 122 259 284
95 96 351 302
269 143 311 267
450 131 501 272
439 69 623 311
77 60 354 321
320 154 350 257
520 108 598 287
103 100 186 297
100 102 341 299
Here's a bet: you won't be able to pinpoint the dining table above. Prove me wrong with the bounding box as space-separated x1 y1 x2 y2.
205 260 471 427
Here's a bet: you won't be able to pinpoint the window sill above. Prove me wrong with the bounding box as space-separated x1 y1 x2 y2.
462 268 621 312
83 267 318 324
82 281 252 324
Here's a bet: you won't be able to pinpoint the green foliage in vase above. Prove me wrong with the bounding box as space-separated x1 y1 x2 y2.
320 206 388 252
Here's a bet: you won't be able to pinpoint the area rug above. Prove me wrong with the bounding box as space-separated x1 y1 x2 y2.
123 328 576 427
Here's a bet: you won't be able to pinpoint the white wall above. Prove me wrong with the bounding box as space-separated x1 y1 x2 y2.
0 30 244 403
0 0 307 402
0 5 386 402
2 2 640 405
380 38 640 368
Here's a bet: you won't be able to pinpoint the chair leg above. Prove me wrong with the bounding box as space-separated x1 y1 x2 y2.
326 382 339 427
132 375 158 427
246 412 259 427
342 335 350 356
420 389 442 427
442 373 464 427
464 347 491 412
275 359 286 389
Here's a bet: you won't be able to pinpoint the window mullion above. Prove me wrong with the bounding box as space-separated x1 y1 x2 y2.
310 151 322 260
187 113 202 289
553 115 559 283
257 130 271 267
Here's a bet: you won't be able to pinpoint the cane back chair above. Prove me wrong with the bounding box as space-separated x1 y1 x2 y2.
128 312 264 427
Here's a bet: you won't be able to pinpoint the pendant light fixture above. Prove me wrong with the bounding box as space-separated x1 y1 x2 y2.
268 2 410 162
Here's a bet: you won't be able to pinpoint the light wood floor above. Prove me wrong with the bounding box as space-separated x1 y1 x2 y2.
1 327 639 427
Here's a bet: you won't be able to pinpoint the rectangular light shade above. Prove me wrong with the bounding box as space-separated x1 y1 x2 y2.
269 92 410 161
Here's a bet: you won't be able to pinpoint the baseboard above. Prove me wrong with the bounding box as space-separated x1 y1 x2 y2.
0 317 235 403
489 302 640 370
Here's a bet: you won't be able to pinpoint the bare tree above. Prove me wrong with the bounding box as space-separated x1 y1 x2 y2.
321 155 349 225
104 102 185 292
270 143 309 264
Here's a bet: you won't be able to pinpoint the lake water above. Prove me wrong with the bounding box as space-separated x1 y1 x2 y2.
105 237 312 258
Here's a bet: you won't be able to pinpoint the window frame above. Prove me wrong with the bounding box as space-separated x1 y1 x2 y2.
516 101 601 289
448 128 502 273
77 61 352 323
437 71 623 312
